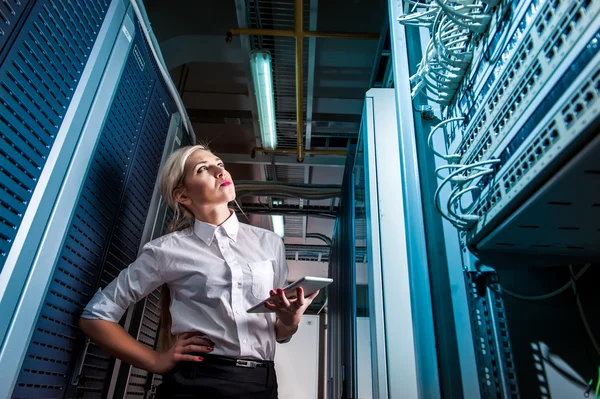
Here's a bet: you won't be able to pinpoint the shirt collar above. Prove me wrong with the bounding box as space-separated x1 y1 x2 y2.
193 210 239 245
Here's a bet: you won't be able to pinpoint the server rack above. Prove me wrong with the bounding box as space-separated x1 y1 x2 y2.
385 0 600 398
0 1 191 397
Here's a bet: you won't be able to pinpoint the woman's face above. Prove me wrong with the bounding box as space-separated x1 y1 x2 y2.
177 149 236 208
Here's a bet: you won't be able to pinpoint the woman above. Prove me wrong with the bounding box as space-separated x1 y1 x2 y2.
79 144 318 398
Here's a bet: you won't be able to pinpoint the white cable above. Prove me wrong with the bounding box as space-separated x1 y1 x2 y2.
399 1 439 27
445 166 495 223
434 159 499 227
434 159 499 228
129 0 196 143
569 265 600 357
447 183 484 223
407 0 492 102
433 0 491 31
434 163 492 181
427 117 464 161
434 15 472 62
411 10 473 104
499 264 590 301
448 185 479 212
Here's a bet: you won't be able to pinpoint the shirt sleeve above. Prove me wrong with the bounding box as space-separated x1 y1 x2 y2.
274 237 293 344
80 243 164 322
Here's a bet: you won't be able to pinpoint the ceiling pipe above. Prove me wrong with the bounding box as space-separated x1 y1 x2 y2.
252 147 347 156
294 0 304 163
226 28 380 41
305 233 332 246
227 8 378 163
234 204 337 218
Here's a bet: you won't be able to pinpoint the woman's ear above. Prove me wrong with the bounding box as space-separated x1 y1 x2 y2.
174 186 192 206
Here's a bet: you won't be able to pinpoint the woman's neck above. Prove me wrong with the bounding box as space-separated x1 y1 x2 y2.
194 205 232 226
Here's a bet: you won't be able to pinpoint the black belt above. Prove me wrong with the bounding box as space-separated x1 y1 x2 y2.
201 354 274 369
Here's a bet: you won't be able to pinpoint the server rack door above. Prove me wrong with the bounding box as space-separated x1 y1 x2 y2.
10 11 177 399
0 0 117 396
0 0 111 279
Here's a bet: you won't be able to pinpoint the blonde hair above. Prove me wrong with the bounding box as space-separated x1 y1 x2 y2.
156 144 209 351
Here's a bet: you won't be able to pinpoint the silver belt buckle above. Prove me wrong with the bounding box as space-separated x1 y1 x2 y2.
236 359 258 368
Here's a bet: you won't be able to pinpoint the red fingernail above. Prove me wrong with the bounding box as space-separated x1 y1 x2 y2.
197 356 204 361
207 347 213 351
277 288 283 294
270 290 276 296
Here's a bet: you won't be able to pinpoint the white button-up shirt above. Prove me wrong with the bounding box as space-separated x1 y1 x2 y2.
81 212 288 360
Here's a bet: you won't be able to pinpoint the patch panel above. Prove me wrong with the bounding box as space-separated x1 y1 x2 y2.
455 0 600 167
475 132 600 256
446 0 544 153
465 57 542 163
477 26 600 189
466 47 600 243
455 37 535 159
453 0 536 114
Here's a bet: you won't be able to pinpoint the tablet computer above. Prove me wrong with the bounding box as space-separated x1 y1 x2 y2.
247 276 333 313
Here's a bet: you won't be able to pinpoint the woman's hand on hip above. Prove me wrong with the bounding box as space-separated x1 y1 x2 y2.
150 332 213 374
264 287 319 328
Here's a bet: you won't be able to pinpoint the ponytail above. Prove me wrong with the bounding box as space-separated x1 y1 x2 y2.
156 144 210 351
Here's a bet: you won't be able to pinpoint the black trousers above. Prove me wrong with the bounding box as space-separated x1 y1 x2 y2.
155 357 278 399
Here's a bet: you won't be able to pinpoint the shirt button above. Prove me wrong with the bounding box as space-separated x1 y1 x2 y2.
235 310 240 315
242 339 247 344
237 282 242 288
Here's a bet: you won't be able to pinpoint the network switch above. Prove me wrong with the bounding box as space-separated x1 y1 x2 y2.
445 0 541 152
449 0 600 166
468 43 600 245
475 132 600 257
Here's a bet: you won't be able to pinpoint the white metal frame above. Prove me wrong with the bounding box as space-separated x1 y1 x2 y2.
387 0 443 397
364 88 429 398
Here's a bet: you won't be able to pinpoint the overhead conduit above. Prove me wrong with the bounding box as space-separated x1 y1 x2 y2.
234 181 341 200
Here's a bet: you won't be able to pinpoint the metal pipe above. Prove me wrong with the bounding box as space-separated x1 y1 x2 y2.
234 204 338 218
305 233 333 246
295 0 304 162
228 28 379 40
228 28 296 37
303 31 380 40
253 147 347 156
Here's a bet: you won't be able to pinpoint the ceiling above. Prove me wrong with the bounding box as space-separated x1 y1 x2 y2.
144 0 387 260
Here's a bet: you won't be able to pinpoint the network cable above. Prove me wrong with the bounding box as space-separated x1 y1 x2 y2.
445 166 496 225
402 0 508 226
497 264 590 301
433 0 491 33
398 1 439 28
494 264 600 359
403 0 498 106
569 265 600 358
433 159 499 228
427 117 464 161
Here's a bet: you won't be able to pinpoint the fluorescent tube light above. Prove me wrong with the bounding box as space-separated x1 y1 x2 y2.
271 215 285 237
250 50 277 150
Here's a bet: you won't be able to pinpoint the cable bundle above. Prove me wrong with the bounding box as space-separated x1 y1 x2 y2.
426 118 499 229
398 1 440 28
234 182 341 200
400 0 494 106
398 2 501 227
433 159 499 229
